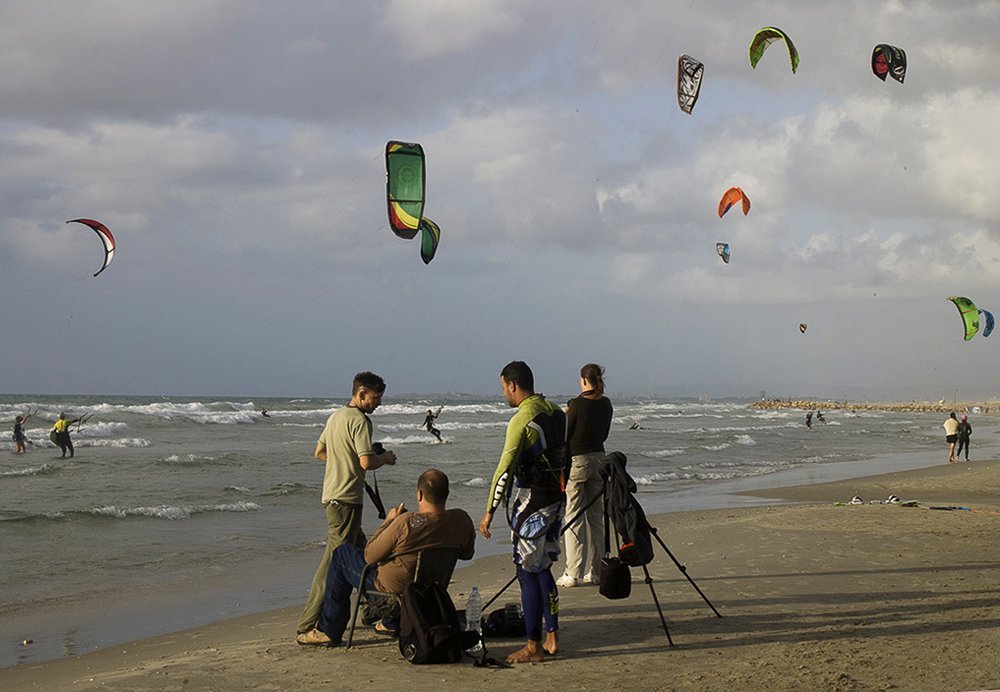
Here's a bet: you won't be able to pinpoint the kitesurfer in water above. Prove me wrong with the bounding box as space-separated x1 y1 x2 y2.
52 412 80 458
13 412 32 454
805 411 813 431
423 408 443 442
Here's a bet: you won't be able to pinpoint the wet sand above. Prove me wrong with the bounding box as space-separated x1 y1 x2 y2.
3 459 999 691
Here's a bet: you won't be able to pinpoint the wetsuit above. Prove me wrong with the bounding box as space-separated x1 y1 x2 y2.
486 394 568 642
956 420 972 460
52 418 75 458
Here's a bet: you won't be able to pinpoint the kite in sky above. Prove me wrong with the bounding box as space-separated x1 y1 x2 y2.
385 140 441 263
799 323 807 333
677 54 704 114
749 27 799 74
947 296 980 341
979 309 994 337
419 218 440 265
66 218 115 277
871 44 906 84
716 242 730 264
718 187 750 217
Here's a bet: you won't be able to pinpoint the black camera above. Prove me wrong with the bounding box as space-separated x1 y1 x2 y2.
372 442 386 455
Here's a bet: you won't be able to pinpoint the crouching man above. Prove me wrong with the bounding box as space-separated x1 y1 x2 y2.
297 469 476 646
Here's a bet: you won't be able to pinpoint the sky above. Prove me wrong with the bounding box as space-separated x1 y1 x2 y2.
2 0 1000 401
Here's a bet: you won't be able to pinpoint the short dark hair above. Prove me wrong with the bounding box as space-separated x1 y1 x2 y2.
500 360 534 392
418 469 449 504
353 371 386 395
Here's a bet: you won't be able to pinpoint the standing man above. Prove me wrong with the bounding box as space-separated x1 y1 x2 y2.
479 361 568 664
944 412 960 463
956 414 972 462
51 412 80 458
296 371 398 640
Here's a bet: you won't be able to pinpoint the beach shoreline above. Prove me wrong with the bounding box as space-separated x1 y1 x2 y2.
3 457 999 690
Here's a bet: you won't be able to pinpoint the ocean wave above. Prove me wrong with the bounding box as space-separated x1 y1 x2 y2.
641 448 685 458
78 438 151 449
160 453 218 466
463 477 488 488
0 463 60 478
734 434 756 446
88 502 261 520
701 443 731 451
262 482 310 496
378 434 451 445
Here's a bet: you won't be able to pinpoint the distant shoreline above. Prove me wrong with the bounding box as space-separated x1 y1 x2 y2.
750 398 998 414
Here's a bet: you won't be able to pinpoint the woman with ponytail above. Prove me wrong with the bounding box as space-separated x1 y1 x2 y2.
557 363 613 588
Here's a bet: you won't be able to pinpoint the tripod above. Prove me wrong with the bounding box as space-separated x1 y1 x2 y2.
482 460 721 647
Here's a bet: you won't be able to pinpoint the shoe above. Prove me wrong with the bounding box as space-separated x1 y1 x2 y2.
556 574 578 588
374 621 399 637
582 571 599 585
296 628 338 647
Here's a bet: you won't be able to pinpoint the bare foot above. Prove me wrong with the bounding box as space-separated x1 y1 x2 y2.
543 631 559 656
505 641 545 664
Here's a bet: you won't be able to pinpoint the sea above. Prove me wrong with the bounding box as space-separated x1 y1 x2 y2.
1 393 993 668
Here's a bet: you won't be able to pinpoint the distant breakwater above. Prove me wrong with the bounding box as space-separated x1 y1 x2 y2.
749 399 998 415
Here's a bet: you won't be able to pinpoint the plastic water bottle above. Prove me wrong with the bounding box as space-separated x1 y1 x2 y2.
465 586 483 652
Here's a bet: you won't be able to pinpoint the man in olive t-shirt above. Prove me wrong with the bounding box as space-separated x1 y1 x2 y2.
296 372 398 636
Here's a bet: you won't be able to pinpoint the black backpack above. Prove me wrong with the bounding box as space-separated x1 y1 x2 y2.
398 581 477 664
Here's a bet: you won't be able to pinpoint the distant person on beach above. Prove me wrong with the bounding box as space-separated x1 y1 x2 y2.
296 372 397 639
805 411 813 431
480 361 567 664
423 407 443 442
943 412 960 463
558 363 612 589
956 415 972 462
816 411 826 424
13 412 33 454
51 412 80 458
297 469 475 647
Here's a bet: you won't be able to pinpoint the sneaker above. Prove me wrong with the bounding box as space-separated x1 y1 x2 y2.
582 571 600 585
296 628 338 647
556 574 578 588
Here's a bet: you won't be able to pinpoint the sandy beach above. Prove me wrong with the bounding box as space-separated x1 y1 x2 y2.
3 459 999 691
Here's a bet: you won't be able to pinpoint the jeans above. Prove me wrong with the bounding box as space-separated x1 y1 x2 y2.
317 544 374 642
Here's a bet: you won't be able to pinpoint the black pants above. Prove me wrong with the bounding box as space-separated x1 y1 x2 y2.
956 436 970 459
56 431 74 457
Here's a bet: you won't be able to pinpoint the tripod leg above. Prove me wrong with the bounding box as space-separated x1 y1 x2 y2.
482 573 519 612
649 526 722 618
641 563 674 647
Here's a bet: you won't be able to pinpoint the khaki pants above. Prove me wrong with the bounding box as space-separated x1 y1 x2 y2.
562 452 604 579
296 501 365 634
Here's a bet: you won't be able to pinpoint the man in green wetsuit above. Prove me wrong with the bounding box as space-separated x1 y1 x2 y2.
296 371 398 642
479 361 568 664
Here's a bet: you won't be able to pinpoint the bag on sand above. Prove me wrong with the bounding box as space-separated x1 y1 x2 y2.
398 581 477 664
599 556 632 599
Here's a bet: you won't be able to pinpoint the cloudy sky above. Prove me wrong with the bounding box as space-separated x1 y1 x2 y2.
2 1 999 400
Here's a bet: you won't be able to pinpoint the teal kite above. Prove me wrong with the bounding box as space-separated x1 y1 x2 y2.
749 27 799 74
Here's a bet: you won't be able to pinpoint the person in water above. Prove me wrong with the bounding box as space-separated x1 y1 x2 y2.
13 412 33 454
52 412 80 458
423 408 443 442
805 411 813 431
